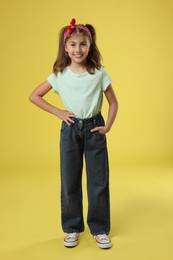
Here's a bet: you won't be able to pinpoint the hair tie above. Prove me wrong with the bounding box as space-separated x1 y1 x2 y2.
64 18 92 43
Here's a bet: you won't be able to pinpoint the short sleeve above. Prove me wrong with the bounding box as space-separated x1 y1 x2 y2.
101 67 112 91
47 73 59 93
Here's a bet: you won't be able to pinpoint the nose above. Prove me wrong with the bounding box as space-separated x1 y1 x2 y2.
75 45 81 52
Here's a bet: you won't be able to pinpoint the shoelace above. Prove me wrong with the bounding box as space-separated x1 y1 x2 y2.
97 234 109 241
66 233 77 239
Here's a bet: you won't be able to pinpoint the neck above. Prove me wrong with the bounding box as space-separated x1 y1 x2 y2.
69 62 87 74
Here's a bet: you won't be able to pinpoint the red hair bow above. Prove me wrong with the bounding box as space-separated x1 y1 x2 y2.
64 18 76 41
64 18 92 43
70 18 76 27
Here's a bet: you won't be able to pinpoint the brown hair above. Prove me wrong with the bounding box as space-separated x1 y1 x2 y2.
53 24 102 75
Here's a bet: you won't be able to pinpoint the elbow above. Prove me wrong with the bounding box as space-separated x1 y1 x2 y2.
29 93 33 103
116 99 119 112
113 99 119 118
114 97 119 114
29 92 36 104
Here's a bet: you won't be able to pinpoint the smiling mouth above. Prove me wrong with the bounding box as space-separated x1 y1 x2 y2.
74 54 83 58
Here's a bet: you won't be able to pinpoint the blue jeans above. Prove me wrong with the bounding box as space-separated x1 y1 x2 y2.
60 113 110 235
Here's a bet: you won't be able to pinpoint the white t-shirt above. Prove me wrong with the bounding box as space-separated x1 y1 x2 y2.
47 66 111 119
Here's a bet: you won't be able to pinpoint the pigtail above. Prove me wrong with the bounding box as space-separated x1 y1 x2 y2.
53 26 71 74
85 24 102 74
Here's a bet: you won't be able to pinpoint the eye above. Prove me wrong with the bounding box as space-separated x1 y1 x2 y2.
70 43 75 47
81 42 87 46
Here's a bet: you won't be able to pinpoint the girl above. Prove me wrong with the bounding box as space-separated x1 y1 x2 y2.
29 18 118 249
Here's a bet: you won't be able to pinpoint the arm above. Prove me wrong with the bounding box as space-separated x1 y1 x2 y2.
29 80 75 125
91 84 118 134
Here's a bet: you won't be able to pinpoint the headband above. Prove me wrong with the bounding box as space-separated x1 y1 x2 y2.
64 18 92 43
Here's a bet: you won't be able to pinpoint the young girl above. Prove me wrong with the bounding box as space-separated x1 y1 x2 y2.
29 18 118 249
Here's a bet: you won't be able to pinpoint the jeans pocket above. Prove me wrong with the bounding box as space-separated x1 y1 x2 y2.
61 122 70 134
95 117 105 135
97 117 105 127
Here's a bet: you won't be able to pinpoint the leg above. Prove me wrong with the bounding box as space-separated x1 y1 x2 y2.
60 122 84 233
84 118 110 235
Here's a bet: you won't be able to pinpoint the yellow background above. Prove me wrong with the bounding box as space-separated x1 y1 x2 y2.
0 0 173 259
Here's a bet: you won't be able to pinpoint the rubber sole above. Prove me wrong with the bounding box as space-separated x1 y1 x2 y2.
96 240 112 249
64 238 79 247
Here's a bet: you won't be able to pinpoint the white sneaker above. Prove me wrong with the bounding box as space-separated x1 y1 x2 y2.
64 233 79 247
94 234 112 249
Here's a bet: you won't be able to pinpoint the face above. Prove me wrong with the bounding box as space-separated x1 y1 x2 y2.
65 34 91 66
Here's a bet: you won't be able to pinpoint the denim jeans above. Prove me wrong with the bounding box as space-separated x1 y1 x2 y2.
60 113 110 235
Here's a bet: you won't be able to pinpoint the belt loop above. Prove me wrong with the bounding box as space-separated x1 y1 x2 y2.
93 118 96 128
